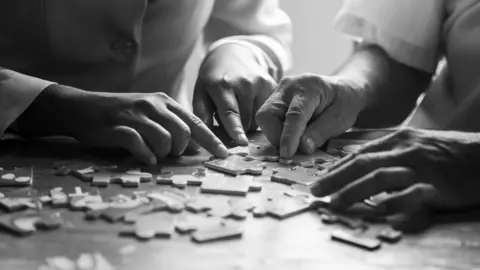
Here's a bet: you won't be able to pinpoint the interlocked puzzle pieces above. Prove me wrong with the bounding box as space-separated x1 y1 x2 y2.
0 167 33 186
200 174 262 196
73 167 153 187
156 168 207 188
205 155 266 176
271 166 324 186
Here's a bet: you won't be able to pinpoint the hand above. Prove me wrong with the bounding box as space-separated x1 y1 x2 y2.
18 85 228 165
255 74 365 157
193 44 277 145
311 128 480 215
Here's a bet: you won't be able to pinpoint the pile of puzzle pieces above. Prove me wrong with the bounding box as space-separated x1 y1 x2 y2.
0 142 403 250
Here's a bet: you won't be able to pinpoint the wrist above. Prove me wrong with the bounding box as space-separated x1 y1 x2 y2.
17 84 89 137
335 75 371 112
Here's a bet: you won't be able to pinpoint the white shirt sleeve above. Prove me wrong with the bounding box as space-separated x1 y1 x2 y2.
206 0 292 80
0 68 55 137
335 0 445 73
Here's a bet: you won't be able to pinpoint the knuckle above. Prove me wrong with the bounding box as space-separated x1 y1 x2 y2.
189 114 204 127
133 97 156 112
352 155 370 169
221 108 240 118
155 92 170 100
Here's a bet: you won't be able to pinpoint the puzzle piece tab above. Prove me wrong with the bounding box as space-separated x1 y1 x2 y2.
331 230 381 251
0 167 33 187
191 223 243 243
271 166 323 186
205 155 266 176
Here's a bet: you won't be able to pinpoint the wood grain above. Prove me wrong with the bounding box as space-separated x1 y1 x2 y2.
0 133 479 270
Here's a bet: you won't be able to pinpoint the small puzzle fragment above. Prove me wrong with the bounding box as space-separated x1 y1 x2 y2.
227 146 250 157
271 166 323 186
205 155 266 176
377 228 402 243
331 230 381 251
50 188 69 208
0 197 35 212
191 222 243 243
267 196 314 220
0 167 33 187
147 192 186 213
317 208 366 229
101 197 146 223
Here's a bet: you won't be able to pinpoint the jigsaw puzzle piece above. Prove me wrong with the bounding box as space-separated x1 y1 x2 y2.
147 192 186 213
248 143 278 160
0 197 35 212
185 197 216 213
123 199 169 224
205 155 266 176
331 230 381 251
191 222 243 243
174 216 225 234
121 213 174 240
271 166 323 186
227 146 250 157
0 167 33 186
267 196 314 220
101 197 146 223
201 174 260 196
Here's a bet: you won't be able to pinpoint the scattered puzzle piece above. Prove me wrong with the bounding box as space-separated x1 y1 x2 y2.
331 230 381 251
70 194 104 211
227 146 250 157
201 174 262 196
0 197 36 212
267 196 314 220
317 208 366 229
50 188 69 208
121 213 174 240
271 166 323 186
0 211 63 236
101 197 146 223
0 167 33 186
205 155 266 176
186 197 215 213
191 222 243 243
147 192 186 213
377 228 402 243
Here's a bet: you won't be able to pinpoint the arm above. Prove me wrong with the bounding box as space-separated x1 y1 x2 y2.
335 43 433 128
205 0 292 81
0 68 54 137
193 0 292 145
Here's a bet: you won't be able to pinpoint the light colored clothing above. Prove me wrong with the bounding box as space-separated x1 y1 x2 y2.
0 0 292 136
335 0 480 131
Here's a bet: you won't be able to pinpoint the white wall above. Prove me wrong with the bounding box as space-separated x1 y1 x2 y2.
280 0 351 76
185 1 352 102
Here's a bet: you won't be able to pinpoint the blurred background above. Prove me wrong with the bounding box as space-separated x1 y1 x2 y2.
186 1 352 102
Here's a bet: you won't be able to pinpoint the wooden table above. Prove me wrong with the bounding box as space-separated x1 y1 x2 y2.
1 133 480 270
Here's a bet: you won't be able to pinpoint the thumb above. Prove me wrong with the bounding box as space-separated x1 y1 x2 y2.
299 103 348 154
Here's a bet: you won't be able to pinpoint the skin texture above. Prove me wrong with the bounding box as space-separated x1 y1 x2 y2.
311 128 480 215
193 44 277 146
17 84 228 165
256 44 432 158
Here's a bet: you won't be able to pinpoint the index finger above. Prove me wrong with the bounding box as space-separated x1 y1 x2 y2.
167 102 228 158
310 151 408 197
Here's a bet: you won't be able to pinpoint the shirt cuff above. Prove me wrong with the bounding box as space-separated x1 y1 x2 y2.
208 36 290 80
335 12 439 73
0 69 55 138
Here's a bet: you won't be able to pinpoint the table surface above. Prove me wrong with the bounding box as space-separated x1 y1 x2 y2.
0 132 480 270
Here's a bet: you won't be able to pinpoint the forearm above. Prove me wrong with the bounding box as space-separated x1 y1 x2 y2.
17 84 95 138
336 44 433 128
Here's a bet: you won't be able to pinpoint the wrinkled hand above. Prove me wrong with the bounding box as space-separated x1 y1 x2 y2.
49 86 228 164
193 44 277 145
255 74 364 157
311 128 480 215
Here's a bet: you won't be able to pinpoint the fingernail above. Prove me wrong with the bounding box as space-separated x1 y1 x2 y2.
216 144 229 158
149 156 157 165
305 137 316 154
237 134 249 146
